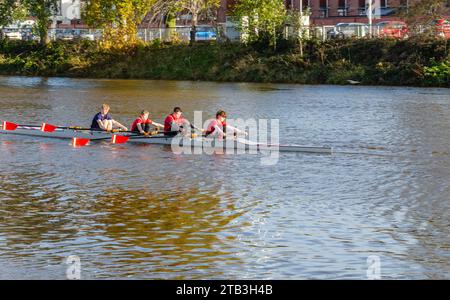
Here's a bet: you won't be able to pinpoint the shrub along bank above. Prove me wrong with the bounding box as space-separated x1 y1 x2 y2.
0 37 449 87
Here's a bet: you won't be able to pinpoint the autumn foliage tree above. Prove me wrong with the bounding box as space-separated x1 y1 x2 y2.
25 0 58 44
400 0 450 29
82 0 155 48
232 0 287 48
0 0 57 44
148 0 220 44
0 0 21 30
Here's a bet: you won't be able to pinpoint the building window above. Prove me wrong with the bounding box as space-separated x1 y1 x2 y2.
319 0 328 18
54 0 63 16
381 0 388 8
337 0 348 16
399 0 408 13
303 0 311 11
286 0 311 11
358 0 366 15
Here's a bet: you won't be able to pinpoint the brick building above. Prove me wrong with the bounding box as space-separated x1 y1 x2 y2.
55 0 449 29
285 0 411 25
218 0 447 26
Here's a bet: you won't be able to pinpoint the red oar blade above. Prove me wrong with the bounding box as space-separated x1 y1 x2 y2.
71 137 90 147
111 135 129 144
2 121 18 131
40 123 58 132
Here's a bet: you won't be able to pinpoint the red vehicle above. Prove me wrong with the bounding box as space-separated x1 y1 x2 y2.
375 21 409 39
433 19 450 38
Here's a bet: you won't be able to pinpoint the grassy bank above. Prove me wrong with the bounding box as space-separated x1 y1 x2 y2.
0 37 449 87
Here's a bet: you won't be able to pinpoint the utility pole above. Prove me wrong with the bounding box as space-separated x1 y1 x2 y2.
290 0 305 55
367 0 373 38
299 0 303 57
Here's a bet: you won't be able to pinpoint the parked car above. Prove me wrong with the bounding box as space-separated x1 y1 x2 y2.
327 23 369 39
21 29 36 41
3 29 22 40
80 32 95 40
70 29 96 41
195 30 217 41
434 19 450 38
56 29 75 40
375 21 408 39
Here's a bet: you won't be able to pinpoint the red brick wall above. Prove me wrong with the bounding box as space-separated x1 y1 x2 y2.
347 0 360 16
218 0 448 26
300 0 410 25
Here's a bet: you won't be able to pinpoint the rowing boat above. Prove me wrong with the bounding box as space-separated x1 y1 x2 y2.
0 126 332 154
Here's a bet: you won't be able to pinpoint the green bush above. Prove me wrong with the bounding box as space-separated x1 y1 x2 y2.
424 60 450 86
0 37 448 87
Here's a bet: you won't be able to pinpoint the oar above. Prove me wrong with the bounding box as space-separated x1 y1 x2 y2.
70 134 132 147
1 121 136 134
72 131 171 147
109 132 171 144
3 121 204 136
1 121 19 131
180 122 206 134
71 137 90 147
1 121 96 132
38 123 126 133
108 130 189 145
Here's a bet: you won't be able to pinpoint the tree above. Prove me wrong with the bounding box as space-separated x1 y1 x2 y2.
0 0 18 27
286 7 311 57
178 0 220 44
0 0 27 39
400 0 450 28
22 0 58 44
82 0 155 48
232 0 287 48
1 0 56 44
148 0 220 44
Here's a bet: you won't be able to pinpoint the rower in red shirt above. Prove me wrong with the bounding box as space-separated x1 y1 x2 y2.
205 110 247 139
131 110 164 135
163 107 204 136
164 107 184 136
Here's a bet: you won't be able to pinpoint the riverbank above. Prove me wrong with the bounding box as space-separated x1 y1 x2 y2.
0 38 449 87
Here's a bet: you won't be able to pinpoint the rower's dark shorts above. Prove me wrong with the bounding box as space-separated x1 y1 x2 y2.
164 131 178 137
133 123 152 134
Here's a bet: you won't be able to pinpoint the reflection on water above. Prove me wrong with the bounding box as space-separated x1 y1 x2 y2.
0 76 449 279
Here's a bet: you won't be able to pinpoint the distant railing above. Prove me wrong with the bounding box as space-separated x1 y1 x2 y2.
0 24 443 44
47 26 239 43
48 28 102 41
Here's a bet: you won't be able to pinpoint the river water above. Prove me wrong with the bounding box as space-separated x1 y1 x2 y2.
0 76 448 279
